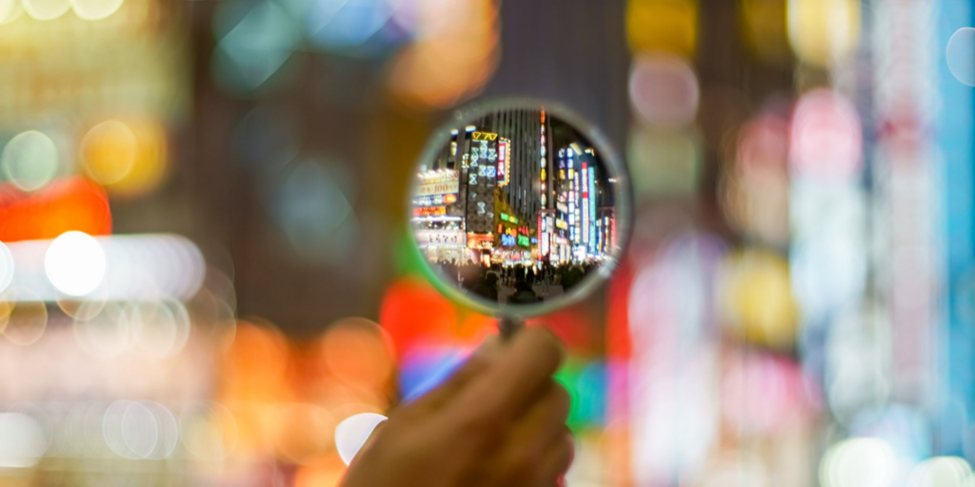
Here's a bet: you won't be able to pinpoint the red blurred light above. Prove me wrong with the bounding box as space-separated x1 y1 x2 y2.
379 277 455 356
0 177 111 242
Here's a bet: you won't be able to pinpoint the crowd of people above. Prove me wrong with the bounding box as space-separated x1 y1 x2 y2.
436 259 600 304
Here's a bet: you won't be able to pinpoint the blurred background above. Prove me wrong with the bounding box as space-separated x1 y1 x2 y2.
2 0 975 485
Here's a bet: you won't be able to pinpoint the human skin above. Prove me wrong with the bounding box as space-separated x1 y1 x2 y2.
340 327 573 487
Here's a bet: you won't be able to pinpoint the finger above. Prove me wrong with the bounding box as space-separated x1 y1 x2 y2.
509 382 571 449
408 335 501 411
492 422 573 487
536 430 574 486
450 326 565 423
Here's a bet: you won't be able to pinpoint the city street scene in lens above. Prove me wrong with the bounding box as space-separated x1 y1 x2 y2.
412 108 619 305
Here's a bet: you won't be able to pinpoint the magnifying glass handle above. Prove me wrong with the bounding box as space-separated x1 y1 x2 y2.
499 315 524 341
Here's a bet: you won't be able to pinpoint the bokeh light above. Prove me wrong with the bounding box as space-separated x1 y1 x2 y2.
318 317 394 390
212 0 301 94
271 159 359 265
80 120 138 185
335 412 386 466
385 0 498 110
1 130 59 192
179 402 239 462
626 0 698 57
0 413 47 468
740 0 791 65
0 287 48 346
70 0 124 20
0 177 112 242
790 89 862 181
0 0 23 24
907 457 975 487
787 0 860 67
305 0 396 52
628 126 702 197
21 0 70 20
277 403 336 464
819 438 897 487
100 119 169 198
629 55 700 126
44 231 106 297
0 241 13 294
947 28 975 87
379 277 455 355
717 250 800 350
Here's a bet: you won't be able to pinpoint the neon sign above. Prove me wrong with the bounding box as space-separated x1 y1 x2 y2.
414 206 447 216
471 131 498 141
498 139 510 186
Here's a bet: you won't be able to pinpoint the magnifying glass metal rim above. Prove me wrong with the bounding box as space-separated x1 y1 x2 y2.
405 97 633 320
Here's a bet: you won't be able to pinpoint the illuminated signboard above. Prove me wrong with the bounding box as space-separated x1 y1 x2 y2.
501 234 516 247
500 213 518 224
588 166 596 253
556 219 568 230
531 238 538 244
466 139 497 233
472 131 499 141
414 206 447 216
467 233 494 250
415 230 466 247
417 171 460 196
518 235 530 247
582 162 589 245
498 139 510 186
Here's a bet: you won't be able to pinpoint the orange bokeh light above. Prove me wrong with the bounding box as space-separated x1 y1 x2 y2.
317 317 395 391
0 177 111 242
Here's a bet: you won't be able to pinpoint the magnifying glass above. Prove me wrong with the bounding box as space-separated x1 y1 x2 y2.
408 98 632 338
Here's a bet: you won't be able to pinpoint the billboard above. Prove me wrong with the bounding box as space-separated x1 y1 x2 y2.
416 171 460 196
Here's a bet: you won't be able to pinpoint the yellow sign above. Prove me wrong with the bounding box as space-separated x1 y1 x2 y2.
472 131 498 141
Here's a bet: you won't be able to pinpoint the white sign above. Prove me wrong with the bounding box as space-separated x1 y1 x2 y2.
415 230 467 248
417 171 460 196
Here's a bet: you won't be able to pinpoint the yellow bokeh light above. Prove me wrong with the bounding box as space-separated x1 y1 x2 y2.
70 0 124 20
100 118 169 198
21 0 70 20
717 250 800 350
787 0 860 67
740 0 791 65
81 120 138 185
626 0 698 57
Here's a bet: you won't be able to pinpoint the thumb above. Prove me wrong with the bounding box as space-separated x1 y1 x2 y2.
407 335 501 411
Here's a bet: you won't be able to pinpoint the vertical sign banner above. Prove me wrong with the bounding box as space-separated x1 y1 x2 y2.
465 138 498 235
498 139 509 186
582 162 590 246
589 166 597 253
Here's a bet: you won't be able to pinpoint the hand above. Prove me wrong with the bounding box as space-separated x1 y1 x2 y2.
340 327 573 487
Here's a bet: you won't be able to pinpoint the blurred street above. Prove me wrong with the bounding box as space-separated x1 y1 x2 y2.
2 0 975 486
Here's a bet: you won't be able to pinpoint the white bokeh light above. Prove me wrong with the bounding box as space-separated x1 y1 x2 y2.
0 241 13 294
44 231 107 297
335 412 387 466
820 438 898 487
947 28 975 87
0 413 47 468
